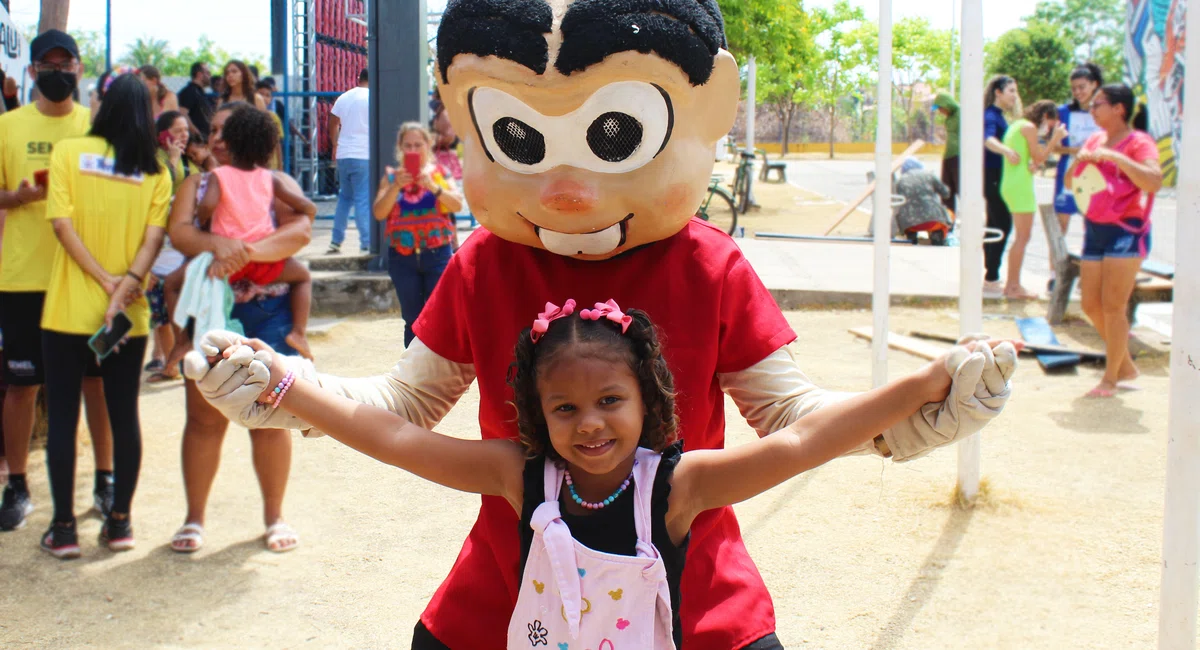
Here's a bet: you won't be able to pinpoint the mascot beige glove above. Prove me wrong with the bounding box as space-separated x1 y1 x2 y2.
885 336 1017 462
182 330 319 431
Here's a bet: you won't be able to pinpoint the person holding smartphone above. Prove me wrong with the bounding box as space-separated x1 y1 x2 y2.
372 122 463 347
38 74 171 558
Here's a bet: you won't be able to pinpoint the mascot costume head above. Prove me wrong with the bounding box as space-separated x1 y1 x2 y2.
435 0 740 259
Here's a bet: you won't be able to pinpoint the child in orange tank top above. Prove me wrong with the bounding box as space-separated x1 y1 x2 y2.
196 106 318 359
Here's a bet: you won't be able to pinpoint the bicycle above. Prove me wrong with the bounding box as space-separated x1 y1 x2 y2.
697 174 738 235
730 149 756 214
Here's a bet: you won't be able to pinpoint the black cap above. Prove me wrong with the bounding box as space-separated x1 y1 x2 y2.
30 29 80 62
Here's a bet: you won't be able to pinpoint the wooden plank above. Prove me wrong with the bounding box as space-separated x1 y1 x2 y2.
909 330 1105 361
1016 317 1081 370
823 140 926 235
848 326 947 361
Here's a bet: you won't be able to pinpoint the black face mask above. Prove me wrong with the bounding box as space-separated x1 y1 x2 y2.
36 70 77 103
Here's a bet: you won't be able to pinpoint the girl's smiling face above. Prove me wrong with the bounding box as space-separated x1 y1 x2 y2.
537 350 645 482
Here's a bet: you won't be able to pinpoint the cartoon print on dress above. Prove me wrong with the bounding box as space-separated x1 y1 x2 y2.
528 620 549 646
578 568 586 577
615 618 630 631
557 643 568 650
532 579 545 594
607 588 622 601
595 640 615 650
561 598 592 621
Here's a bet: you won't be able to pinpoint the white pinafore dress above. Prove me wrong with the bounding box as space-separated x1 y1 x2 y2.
507 447 676 649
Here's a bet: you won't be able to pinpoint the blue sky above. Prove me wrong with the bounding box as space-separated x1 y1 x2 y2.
6 0 1033 66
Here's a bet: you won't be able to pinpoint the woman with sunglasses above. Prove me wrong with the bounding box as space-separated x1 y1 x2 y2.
1066 84 1162 398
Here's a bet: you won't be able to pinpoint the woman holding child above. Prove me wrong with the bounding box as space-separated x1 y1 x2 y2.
166 101 315 554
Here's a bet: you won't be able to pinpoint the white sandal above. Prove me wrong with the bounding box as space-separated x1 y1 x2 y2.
171 522 205 553
264 521 299 553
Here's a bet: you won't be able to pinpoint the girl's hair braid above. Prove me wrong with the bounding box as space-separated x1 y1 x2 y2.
507 305 678 461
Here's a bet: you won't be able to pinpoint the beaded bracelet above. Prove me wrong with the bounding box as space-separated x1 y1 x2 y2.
269 371 296 410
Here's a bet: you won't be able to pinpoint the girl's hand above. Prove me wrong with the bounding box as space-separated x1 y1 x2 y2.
104 277 140 330
1004 148 1021 165
1051 123 1068 144
168 136 185 165
100 273 122 296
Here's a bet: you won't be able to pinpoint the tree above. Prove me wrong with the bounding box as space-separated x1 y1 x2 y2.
796 0 870 158
71 31 108 77
121 37 171 69
38 0 68 33
986 21 1075 105
1026 0 1123 78
855 17 954 141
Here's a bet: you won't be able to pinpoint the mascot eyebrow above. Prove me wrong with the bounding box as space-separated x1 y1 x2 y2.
437 0 726 87
557 0 726 86
437 0 556 83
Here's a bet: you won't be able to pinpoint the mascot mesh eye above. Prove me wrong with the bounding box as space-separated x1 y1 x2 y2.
493 117 546 165
587 113 643 163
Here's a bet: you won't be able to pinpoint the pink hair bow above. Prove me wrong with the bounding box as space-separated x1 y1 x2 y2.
579 299 632 334
530 299 576 343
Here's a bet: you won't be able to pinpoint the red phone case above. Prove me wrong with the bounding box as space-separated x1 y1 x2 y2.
33 169 48 188
404 152 421 179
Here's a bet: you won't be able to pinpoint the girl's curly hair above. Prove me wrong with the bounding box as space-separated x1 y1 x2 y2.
507 305 679 461
222 105 279 168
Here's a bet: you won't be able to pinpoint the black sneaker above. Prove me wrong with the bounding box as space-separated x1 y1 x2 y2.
40 521 81 559
100 515 135 552
93 475 114 518
326 242 342 255
0 484 33 531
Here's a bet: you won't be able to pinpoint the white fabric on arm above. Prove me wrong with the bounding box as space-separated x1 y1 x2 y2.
717 341 1015 463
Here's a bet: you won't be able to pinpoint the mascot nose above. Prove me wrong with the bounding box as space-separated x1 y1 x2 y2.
540 180 597 214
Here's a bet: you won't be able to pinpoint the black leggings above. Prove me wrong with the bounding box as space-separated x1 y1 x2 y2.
412 621 785 649
983 165 1013 283
42 331 147 524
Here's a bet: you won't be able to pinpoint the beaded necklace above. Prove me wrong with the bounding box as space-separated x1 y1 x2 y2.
564 463 636 511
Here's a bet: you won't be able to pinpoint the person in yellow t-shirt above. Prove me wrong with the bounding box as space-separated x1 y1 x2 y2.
38 74 170 559
0 31 117 536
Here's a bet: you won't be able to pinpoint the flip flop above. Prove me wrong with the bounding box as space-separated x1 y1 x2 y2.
145 371 182 384
171 522 204 553
144 359 165 373
1085 387 1116 398
264 522 299 553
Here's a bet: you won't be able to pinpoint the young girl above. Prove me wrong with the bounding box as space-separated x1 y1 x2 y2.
252 298 989 647
196 105 317 359
998 100 1068 299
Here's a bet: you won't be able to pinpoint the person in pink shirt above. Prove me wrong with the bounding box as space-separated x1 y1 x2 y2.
196 105 317 359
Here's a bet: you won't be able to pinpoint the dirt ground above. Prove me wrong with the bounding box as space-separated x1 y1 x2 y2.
0 304 1182 649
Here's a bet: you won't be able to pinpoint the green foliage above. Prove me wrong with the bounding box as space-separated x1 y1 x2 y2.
722 0 808 63
120 35 265 76
793 0 871 156
986 21 1075 104
854 17 954 139
121 37 171 69
1026 0 1123 77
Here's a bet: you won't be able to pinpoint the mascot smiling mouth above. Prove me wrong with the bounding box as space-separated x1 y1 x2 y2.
521 213 633 256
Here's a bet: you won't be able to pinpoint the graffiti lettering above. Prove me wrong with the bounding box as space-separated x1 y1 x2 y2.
0 22 21 60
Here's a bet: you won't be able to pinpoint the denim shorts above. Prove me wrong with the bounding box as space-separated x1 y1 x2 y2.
1082 218 1151 261
230 293 298 356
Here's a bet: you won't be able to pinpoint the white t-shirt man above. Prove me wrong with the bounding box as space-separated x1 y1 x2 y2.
331 86 370 161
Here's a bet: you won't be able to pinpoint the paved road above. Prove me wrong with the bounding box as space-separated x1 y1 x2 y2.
784 158 1177 337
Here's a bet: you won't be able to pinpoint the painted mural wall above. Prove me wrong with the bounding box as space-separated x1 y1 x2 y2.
1126 0 1185 186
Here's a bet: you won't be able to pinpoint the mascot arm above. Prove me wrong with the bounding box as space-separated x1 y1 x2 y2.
718 341 1015 463
303 338 477 437
190 335 475 434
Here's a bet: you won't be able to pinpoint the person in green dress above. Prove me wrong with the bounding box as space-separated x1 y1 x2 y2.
999 100 1067 299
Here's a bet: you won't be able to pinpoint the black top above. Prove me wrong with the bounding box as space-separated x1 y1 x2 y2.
519 442 688 648
178 81 213 137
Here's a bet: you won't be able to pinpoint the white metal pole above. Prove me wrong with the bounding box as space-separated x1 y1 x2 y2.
871 0 893 389
956 0 984 501
1158 3 1200 644
949 0 957 99
746 56 757 151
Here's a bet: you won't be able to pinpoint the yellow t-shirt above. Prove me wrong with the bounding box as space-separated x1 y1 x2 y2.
41 136 172 337
0 103 92 292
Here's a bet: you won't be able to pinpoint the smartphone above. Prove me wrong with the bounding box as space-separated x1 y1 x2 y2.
158 132 173 149
404 151 422 179
33 169 48 188
88 312 133 361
